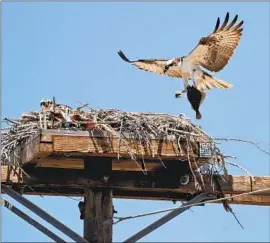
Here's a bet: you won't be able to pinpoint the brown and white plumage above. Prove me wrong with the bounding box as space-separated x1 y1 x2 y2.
118 49 233 94
40 99 53 111
40 98 73 122
118 12 243 95
117 51 184 79
191 67 233 91
186 12 244 72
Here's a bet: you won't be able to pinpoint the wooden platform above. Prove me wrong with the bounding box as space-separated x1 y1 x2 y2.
1 129 270 206
16 129 213 172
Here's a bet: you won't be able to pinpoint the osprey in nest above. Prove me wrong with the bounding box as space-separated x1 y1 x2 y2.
118 12 244 118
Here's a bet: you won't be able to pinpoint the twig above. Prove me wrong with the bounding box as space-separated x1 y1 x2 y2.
117 119 123 160
225 160 255 184
3 117 19 125
167 128 200 137
214 137 270 156
186 137 201 190
187 138 205 189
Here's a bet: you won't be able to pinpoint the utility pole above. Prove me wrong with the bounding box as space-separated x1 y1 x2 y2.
83 188 113 243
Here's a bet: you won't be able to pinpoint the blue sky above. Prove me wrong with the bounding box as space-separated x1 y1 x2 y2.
2 2 270 242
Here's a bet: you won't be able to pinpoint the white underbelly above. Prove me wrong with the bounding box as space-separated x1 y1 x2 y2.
182 71 190 79
181 59 195 78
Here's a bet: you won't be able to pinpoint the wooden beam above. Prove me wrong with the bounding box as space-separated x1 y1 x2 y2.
34 158 187 172
17 130 211 169
51 135 191 159
2 166 269 196
83 189 113 243
5 187 270 206
35 158 84 170
21 133 52 164
1 166 270 206
115 192 270 206
223 194 270 206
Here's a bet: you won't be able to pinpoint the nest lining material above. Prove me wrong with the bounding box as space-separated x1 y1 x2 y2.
1 101 227 186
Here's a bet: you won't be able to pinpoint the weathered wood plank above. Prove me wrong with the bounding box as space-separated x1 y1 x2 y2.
36 158 84 170
115 194 270 206
3 187 270 206
111 159 160 171
18 130 210 169
1 165 22 183
1 166 270 206
204 176 270 195
20 132 53 165
224 194 270 206
2 166 269 195
21 134 41 164
40 129 203 140
34 158 185 172
52 135 194 159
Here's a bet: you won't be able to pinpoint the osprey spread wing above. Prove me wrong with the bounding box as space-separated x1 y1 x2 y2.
117 12 244 94
117 51 184 79
186 12 244 72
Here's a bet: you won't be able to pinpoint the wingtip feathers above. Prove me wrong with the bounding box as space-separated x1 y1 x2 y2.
213 17 220 33
220 12 230 30
117 50 131 63
213 12 244 34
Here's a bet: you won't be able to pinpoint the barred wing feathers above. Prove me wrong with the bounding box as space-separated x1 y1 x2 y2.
187 12 244 72
117 50 185 79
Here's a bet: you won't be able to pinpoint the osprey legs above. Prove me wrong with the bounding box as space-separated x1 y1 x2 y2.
175 78 189 98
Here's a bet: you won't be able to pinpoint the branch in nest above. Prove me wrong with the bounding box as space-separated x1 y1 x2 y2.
213 174 244 229
214 137 270 156
225 160 255 184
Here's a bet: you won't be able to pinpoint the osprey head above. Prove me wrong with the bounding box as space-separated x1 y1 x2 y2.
40 99 53 111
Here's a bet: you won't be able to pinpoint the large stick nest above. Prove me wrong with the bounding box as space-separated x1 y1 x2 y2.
1 99 227 184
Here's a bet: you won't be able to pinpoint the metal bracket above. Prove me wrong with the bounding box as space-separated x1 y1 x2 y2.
1 197 67 243
2 185 89 243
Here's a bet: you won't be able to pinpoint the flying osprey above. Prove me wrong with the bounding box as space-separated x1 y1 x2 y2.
117 12 243 97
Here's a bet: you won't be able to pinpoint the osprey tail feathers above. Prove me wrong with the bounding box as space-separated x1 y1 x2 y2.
196 72 233 91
